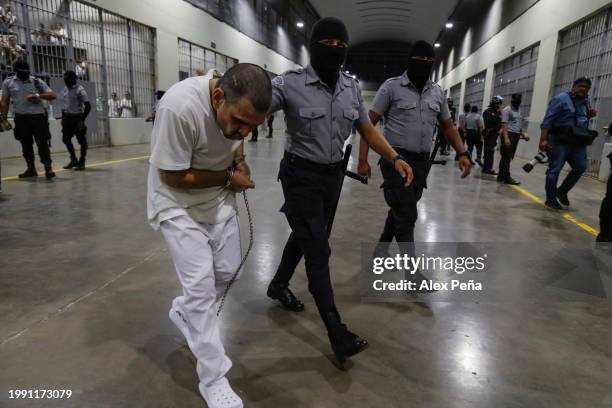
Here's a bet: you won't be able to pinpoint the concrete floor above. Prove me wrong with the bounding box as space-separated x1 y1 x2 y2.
0 134 611 408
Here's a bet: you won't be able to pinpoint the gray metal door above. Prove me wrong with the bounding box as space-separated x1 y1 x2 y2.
493 43 540 120
449 82 461 110
553 5 612 177
464 70 487 111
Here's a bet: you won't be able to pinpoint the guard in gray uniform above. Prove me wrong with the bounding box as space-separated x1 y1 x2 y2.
359 41 471 260
61 70 91 170
0 59 57 179
498 93 527 185
266 17 413 364
464 105 484 164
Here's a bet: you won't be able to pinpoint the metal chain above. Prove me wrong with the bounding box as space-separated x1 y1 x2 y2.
216 190 254 316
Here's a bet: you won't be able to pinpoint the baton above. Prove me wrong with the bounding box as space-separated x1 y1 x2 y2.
326 144 367 236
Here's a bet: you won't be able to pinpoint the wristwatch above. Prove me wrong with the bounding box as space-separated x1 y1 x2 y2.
391 153 405 165
458 151 471 160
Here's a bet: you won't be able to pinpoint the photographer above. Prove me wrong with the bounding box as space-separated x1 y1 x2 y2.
597 124 612 242
539 77 596 210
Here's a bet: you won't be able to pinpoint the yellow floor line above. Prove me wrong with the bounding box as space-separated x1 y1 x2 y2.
509 184 599 237
1 155 150 182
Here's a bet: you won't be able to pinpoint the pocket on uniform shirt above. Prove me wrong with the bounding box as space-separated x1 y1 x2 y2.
298 107 326 137
397 101 418 121
427 102 441 124
342 108 359 135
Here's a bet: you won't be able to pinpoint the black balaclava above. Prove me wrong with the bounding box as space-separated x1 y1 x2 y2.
309 17 349 90
13 59 30 81
407 40 435 92
64 70 77 88
511 93 522 109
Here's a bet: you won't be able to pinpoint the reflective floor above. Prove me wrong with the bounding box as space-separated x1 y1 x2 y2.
0 134 610 408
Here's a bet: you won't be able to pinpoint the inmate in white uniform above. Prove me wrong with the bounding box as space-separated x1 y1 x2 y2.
147 71 242 387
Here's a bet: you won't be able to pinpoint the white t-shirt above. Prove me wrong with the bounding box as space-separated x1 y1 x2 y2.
120 98 133 118
147 72 241 229
108 99 120 118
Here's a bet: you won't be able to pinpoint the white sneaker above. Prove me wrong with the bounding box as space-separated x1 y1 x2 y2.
169 307 192 344
199 377 243 408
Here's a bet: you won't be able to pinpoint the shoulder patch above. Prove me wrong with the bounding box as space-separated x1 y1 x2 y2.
284 68 304 76
384 76 402 84
272 75 284 86
379 87 388 95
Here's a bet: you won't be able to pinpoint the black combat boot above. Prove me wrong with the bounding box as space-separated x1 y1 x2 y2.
63 157 78 169
267 281 304 311
74 157 86 171
323 309 368 365
19 167 37 178
44 165 55 179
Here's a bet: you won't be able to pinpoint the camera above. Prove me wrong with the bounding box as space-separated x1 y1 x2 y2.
522 151 548 173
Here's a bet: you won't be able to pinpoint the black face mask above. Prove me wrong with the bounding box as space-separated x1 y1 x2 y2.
308 17 349 90
511 95 522 109
16 69 29 81
310 42 347 89
407 58 433 91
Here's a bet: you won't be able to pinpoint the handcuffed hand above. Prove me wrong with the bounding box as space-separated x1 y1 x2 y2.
229 167 255 193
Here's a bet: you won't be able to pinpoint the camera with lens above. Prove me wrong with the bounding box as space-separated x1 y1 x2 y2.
522 151 548 173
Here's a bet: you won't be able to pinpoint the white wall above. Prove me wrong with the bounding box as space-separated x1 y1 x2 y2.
437 0 612 170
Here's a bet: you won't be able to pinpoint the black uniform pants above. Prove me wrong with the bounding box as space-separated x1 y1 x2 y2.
437 130 448 153
598 175 612 242
378 154 429 246
267 116 274 138
498 132 520 182
271 156 343 318
483 129 499 171
62 115 88 160
14 114 52 168
466 129 483 160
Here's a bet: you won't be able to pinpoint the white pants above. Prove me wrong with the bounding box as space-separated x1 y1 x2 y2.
160 213 241 386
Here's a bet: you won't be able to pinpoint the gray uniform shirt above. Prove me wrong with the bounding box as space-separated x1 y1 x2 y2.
458 111 467 128
1 75 52 115
270 64 369 164
371 72 450 153
465 112 484 130
62 84 89 114
501 105 522 133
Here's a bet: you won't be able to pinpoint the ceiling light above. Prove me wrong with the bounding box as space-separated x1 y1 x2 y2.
445 22 453 28
434 43 440 48
296 22 304 28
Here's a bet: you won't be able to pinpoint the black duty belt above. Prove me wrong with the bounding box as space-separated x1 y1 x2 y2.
395 148 430 162
283 151 343 174
14 113 46 118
